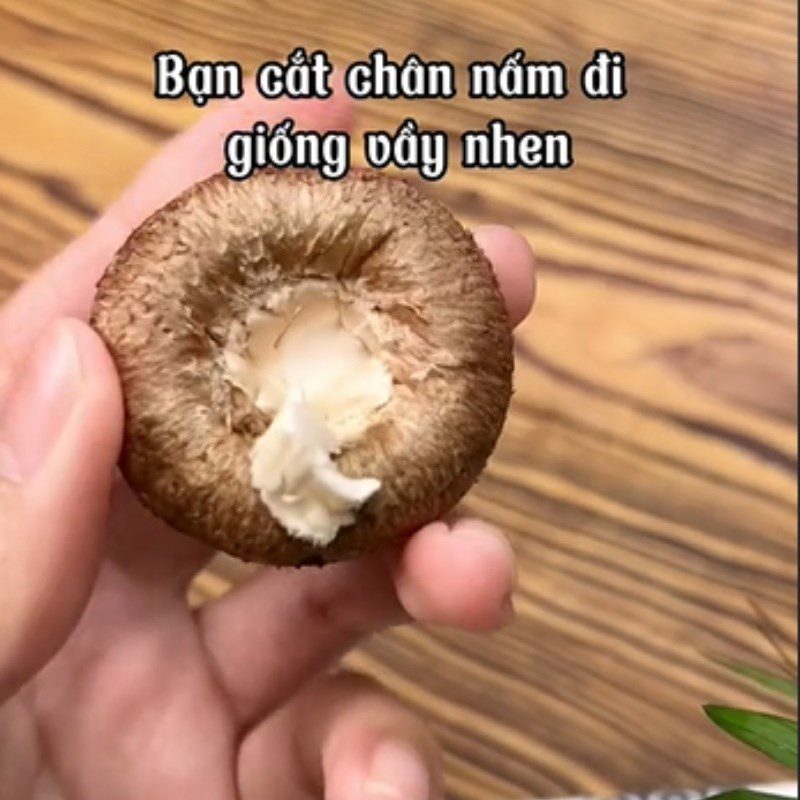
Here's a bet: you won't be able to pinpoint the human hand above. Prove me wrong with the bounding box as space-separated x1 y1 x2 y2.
0 85 536 799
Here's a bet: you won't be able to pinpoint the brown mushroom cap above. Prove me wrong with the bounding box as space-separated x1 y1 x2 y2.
91 169 513 566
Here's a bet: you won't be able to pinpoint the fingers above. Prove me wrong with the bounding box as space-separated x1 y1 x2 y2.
393 519 516 630
474 224 537 327
0 84 354 392
198 518 515 726
0 319 123 699
105 79 354 237
238 672 442 800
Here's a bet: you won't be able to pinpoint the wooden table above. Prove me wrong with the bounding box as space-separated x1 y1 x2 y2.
1 1 796 797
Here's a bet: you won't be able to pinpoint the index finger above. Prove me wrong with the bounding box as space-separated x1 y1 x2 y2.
0 83 354 392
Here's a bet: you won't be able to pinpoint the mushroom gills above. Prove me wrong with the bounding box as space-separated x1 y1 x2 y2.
223 286 393 546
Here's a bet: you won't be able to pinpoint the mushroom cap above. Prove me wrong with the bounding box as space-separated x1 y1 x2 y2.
91 169 513 566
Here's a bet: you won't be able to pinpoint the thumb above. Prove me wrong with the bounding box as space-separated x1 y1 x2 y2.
0 318 123 699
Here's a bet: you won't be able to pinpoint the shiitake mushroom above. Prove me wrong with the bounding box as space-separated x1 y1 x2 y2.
91 169 513 566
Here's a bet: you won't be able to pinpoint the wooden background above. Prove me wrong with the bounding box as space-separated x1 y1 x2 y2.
0 0 796 797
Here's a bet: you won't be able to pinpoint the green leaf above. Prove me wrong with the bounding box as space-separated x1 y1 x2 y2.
704 791 795 800
704 705 798 768
712 656 798 699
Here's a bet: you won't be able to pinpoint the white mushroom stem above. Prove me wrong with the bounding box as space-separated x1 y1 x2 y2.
250 390 381 546
224 289 392 546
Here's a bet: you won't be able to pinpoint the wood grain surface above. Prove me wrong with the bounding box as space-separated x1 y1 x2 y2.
0 1 796 797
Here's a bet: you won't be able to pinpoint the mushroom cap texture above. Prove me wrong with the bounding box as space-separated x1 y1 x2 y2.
91 169 513 566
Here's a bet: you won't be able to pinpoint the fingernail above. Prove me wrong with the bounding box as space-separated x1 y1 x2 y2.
453 519 518 620
0 322 83 482
452 519 516 579
500 591 517 624
364 739 430 799
450 517 502 540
